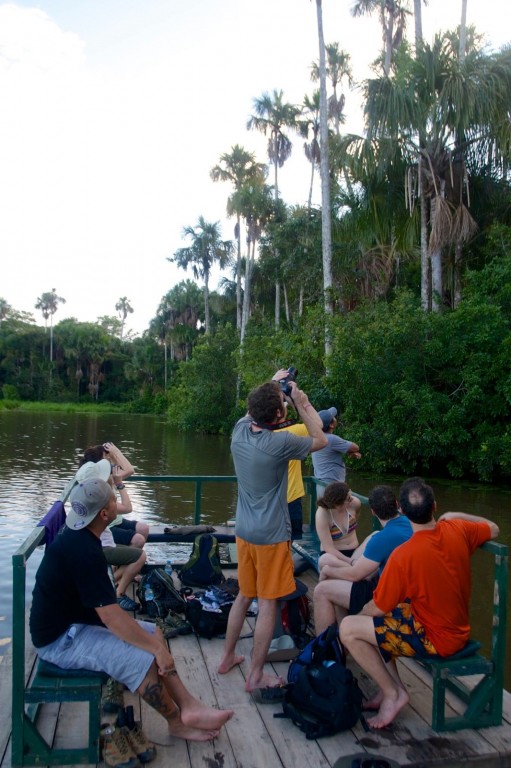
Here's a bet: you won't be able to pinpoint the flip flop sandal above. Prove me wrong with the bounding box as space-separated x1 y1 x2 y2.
250 685 286 704
117 594 140 612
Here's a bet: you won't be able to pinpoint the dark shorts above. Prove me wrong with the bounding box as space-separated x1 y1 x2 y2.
319 548 356 558
288 497 303 540
349 575 379 614
373 601 438 662
111 519 137 545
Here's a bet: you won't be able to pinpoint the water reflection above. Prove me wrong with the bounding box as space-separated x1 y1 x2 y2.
1 411 509 686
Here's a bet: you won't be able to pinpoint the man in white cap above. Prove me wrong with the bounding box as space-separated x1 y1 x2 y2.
311 407 361 495
29 477 234 745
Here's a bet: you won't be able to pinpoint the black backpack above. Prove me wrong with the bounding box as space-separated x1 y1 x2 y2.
185 583 237 639
136 568 187 618
179 533 224 588
287 622 345 684
275 661 364 739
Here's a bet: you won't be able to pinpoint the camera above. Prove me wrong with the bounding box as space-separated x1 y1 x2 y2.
278 366 297 397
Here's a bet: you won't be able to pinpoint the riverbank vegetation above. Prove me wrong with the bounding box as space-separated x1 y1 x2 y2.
2 15 511 483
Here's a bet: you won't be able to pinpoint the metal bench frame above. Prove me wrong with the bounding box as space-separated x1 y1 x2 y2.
11 524 104 767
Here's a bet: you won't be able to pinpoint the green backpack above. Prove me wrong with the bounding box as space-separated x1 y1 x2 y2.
179 533 224 588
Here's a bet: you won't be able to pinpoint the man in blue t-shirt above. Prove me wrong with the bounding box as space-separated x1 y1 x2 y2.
313 485 412 633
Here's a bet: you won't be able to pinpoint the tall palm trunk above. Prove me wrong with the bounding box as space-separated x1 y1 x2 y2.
204 274 210 334
316 0 333 356
241 239 256 346
307 157 315 214
459 0 468 62
273 133 280 331
384 13 394 76
413 0 423 44
283 283 290 324
236 215 242 330
420 180 430 310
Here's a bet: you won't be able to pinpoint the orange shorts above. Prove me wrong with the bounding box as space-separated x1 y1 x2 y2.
236 538 295 600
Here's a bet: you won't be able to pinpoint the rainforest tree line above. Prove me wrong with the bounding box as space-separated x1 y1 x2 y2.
1 7 511 483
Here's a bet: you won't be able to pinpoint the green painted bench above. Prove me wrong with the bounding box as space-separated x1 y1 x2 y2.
11 504 106 767
298 479 509 732
417 539 508 731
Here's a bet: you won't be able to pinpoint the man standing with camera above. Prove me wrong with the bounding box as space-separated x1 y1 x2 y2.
218 373 327 693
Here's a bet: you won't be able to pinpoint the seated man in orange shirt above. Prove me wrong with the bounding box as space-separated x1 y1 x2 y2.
340 476 499 729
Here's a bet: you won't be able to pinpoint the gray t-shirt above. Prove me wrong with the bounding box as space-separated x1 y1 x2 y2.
311 432 352 484
231 416 313 545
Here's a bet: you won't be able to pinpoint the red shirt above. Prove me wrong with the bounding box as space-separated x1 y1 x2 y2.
373 519 491 656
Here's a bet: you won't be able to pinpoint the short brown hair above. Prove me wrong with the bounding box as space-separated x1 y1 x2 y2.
247 381 283 424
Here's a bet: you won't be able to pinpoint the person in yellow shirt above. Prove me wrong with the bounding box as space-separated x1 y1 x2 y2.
271 369 310 541
280 421 309 540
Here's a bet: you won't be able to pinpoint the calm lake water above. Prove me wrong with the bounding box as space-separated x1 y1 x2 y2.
1 411 509 686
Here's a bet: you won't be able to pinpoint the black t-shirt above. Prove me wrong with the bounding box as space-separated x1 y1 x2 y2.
30 526 117 648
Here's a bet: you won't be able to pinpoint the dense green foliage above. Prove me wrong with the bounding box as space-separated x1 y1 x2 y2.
2 227 511 482
2 27 511 483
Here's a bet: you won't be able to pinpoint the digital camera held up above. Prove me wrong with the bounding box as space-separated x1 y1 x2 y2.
279 367 297 397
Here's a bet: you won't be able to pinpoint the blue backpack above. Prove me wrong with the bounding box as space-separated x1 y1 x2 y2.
287 622 345 683
276 624 363 739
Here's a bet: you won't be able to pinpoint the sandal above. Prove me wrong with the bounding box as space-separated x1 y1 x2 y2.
117 595 140 612
250 685 287 703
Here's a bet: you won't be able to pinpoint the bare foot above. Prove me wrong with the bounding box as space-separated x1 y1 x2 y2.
367 687 409 729
167 719 221 742
363 690 383 711
180 701 234 731
245 673 284 692
218 653 245 674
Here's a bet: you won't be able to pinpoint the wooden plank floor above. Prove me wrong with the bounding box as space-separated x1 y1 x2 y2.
3 566 511 768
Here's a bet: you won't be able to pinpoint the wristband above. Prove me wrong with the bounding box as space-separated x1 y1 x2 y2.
116 483 125 490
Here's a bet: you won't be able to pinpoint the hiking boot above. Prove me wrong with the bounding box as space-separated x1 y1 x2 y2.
154 616 178 639
100 723 140 768
124 706 157 763
164 609 192 636
102 677 125 713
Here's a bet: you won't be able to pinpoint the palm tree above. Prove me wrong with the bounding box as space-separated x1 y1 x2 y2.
247 89 299 329
228 177 275 344
351 0 411 76
115 297 134 341
154 281 204 363
314 0 334 353
210 146 266 332
360 32 511 310
298 90 321 212
35 288 66 361
168 218 232 335
0 298 12 322
311 42 353 136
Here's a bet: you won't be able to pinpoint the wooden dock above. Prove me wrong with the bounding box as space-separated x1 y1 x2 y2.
3 567 511 768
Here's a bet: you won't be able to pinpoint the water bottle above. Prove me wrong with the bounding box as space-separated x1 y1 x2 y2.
144 583 154 603
165 559 173 577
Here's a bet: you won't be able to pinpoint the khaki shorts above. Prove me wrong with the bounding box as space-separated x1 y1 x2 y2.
236 538 295 600
103 545 141 566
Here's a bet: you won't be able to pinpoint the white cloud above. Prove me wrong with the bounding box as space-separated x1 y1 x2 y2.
0 0 509 333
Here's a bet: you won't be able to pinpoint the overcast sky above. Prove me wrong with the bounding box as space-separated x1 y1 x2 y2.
0 0 509 335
